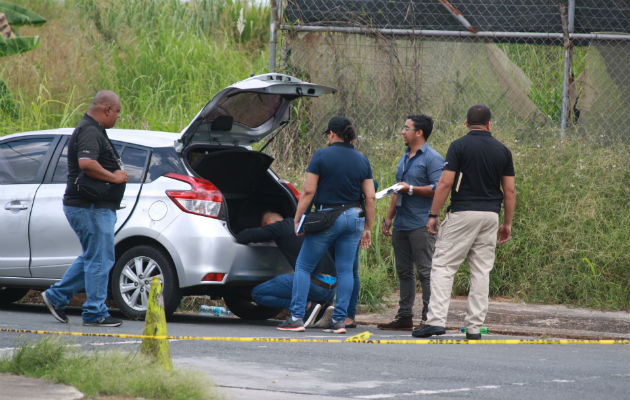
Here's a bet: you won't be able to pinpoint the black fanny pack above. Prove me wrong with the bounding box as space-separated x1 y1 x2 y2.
303 202 361 233
73 126 126 206
74 172 125 204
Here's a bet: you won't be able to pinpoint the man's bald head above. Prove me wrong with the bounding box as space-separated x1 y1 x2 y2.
88 90 121 129
261 211 283 226
91 90 119 108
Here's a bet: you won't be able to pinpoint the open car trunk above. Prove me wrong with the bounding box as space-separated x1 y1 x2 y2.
184 145 296 234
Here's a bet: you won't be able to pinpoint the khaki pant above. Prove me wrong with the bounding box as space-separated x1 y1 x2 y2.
426 211 499 334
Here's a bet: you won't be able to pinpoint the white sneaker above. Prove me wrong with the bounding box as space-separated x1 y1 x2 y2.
304 303 322 328
312 305 334 328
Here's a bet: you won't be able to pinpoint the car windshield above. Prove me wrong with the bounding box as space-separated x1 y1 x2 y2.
204 92 283 128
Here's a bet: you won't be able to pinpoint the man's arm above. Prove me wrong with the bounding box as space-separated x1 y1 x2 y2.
497 175 515 245
79 159 128 184
426 170 456 235
235 220 287 244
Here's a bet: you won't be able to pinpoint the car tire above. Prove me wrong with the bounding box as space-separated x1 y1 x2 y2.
111 245 182 320
0 287 29 306
223 291 282 320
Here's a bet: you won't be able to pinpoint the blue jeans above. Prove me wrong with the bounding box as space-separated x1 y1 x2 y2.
252 273 335 309
347 248 360 320
290 208 364 322
328 246 361 320
45 205 116 323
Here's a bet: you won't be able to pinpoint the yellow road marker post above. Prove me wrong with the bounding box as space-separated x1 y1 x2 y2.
140 276 172 369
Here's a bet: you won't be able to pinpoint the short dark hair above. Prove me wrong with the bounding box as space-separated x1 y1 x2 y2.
408 114 434 140
466 104 492 126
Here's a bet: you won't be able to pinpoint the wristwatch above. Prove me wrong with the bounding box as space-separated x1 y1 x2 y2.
428 213 439 218
408 185 413 196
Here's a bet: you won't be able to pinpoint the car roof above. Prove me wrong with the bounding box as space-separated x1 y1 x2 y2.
1 128 180 148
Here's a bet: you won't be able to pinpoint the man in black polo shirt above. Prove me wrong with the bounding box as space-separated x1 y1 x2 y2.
412 104 515 340
42 90 128 327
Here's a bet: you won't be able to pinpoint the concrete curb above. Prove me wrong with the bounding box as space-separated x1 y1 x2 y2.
357 297 630 340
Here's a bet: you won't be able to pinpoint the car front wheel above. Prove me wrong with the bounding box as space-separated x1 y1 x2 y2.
111 245 182 320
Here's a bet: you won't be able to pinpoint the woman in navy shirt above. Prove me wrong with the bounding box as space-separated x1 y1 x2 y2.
278 116 375 334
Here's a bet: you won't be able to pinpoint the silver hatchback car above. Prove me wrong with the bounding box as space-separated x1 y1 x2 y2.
0 73 335 320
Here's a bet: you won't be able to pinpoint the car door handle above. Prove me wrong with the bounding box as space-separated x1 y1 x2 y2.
4 202 28 211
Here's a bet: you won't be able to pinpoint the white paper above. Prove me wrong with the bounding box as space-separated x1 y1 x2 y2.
296 214 306 233
375 183 404 200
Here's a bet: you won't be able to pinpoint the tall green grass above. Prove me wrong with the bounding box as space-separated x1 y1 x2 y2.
0 338 220 400
1 0 269 133
3 0 629 311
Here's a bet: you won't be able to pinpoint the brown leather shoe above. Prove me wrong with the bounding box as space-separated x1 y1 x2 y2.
377 315 413 331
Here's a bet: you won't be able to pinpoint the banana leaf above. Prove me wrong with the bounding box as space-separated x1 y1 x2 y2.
0 35 40 57
0 1 46 26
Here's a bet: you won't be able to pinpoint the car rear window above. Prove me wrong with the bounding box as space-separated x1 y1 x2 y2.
205 92 283 128
146 147 186 182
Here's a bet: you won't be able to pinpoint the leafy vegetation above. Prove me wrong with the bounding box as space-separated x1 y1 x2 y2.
2 0 628 311
0 338 221 400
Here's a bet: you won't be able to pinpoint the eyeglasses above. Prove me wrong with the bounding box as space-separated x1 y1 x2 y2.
402 126 416 132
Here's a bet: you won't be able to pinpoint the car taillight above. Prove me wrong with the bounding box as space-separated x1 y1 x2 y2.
165 173 222 218
202 273 225 282
281 179 300 201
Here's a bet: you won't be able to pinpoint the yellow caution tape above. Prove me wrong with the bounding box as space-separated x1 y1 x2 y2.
346 331 371 342
1 328 628 345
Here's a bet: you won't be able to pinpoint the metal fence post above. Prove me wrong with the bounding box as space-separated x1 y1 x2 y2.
560 0 575 135
269 0 278 72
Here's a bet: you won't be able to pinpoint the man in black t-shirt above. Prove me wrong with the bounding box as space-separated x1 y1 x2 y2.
42 90 128 328
413 105 516 340
236 211 336 327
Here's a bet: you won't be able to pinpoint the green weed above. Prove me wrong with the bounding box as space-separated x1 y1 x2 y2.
0 338 221 400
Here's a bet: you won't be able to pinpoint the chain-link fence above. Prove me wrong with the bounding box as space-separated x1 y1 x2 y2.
270 0 630 154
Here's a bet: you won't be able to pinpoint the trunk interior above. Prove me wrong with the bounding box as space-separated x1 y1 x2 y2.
184 145 296 234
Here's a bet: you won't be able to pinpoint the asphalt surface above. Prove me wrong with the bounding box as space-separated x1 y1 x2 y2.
1 297 628 399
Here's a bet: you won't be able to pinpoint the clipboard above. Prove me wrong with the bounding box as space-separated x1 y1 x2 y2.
375 183 404 200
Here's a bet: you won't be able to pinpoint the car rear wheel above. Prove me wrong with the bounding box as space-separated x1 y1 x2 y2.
223 291 281 320
111 245 182 320
0 287 29 306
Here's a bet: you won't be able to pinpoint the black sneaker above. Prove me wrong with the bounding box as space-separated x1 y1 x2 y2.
466 332 482 340
83 316 122 327
276 317 305 332
323 319 346 334
304 303 323 328
412 324 446 338
41 291 68 323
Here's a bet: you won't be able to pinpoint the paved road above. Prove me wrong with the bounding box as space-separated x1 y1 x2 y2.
1 304 629 400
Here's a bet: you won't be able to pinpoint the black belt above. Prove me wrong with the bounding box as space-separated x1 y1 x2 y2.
315 202 361 210
311 277 337 290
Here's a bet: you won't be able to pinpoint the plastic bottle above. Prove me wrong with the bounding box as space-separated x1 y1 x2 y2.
461 327 488 334
200 305 231 317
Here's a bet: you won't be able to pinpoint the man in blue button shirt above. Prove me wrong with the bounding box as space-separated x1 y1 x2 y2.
379 114 444 330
